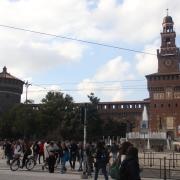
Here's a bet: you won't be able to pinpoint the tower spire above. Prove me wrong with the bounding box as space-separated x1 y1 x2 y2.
166 8 169 16
3 66 7 73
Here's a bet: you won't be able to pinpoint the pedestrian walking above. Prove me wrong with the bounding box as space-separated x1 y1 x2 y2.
38 141 45 164
32 141 39 163
60 142 69 174
69 141 78 170
47 141 58 173
109 141 132 179
94 141 109 180
4 140 13 165
77 142 83 171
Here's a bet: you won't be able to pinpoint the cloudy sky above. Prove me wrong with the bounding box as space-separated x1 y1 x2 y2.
0 0 180 103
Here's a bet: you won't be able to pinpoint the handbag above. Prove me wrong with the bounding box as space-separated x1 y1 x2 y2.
109 161 121 179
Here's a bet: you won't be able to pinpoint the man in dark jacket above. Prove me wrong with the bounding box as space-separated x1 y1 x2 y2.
4 140 13 165
94 141 109 180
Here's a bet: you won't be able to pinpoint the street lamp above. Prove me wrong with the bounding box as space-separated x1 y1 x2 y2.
81 103 88 179
24 81 31 104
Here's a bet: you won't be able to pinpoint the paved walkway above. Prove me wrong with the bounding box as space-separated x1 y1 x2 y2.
0 169 163 180
0 161 163 180
0 149 164 180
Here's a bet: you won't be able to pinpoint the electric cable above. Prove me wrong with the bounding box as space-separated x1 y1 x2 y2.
0 24 156 55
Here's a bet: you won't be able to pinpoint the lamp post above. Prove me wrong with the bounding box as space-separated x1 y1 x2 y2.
81 103 88 179
25 81 31 104
23 81 31 139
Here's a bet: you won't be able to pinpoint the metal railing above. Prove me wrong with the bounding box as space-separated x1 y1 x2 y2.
139 152 180 179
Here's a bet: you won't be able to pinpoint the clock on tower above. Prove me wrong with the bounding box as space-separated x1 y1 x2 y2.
164 59 172 66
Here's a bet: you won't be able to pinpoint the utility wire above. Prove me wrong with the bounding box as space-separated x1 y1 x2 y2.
31 85 146 89
32 79 146 86
28 82 147 92
0 24 156 56
31 83 147 89
26 87 147 93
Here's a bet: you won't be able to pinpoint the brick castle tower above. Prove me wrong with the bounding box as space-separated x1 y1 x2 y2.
0 66 24 115
146 13 180 139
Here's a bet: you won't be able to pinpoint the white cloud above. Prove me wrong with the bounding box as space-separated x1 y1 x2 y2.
0 0 89 77
77 56 135 101
95 56 133 81
0 35 85 77
135 39 160 76
0 0 179 44
57 42 84 60
0 0 179 103
0 0 179 78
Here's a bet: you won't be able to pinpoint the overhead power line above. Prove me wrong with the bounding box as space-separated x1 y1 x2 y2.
26 87 147 93
28 81 147 92
32 79 146 86
0 24 156 56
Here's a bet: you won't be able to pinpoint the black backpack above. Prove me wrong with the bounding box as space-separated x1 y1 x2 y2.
97 149 109 164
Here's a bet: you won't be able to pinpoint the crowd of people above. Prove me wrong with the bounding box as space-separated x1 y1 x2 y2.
2 139 141 180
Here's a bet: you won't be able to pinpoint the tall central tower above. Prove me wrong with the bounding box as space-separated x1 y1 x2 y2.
146 14 180 140
157 14 180 73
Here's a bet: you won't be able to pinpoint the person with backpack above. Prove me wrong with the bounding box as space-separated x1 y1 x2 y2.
109 141 133 179
94 141 109 180
119 146 141 180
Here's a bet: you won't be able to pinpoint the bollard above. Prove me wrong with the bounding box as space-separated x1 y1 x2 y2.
150 151 152 167
173 152 175 168
160 158 162 178
144 151 145 165
169 159 171 179
152 152 155 166
164 157 166 180
148 153 150 166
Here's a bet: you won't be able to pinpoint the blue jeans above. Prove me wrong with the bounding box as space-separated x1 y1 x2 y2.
60 158 66 173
